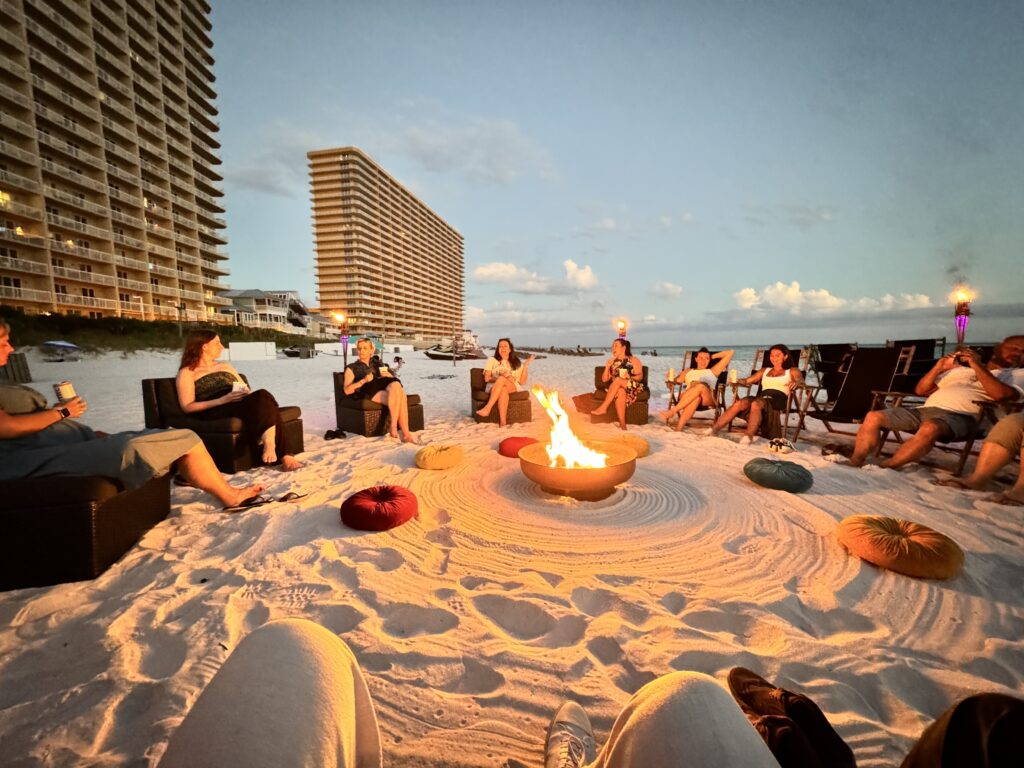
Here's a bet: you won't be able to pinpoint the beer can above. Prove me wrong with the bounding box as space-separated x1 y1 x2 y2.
54 380 76 402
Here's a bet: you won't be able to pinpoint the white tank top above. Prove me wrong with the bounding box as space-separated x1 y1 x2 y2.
685 368 718 389
761 369 791 395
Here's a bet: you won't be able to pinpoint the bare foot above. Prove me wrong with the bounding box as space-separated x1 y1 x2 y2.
934 477 975 490
658 409 673 422
280 455 303 472
592 407 608 416
991 491 1024 507
402 433 418 444
618 423 627 431
389 431 399 439
223 484 264 509
475 407 490 418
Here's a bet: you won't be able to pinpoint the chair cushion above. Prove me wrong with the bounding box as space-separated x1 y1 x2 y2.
614 434 650 458
743 458 813 493
836 515 964 579
415 444 464 470
340 485 418 531
499 436 538 458
0 384 48 415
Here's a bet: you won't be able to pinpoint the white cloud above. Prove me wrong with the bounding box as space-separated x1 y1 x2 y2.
643 314 657 323
734 281 935 317
464 305 486 322
658 215 673 228
651 281 683 299
594 217 618 231
564 259 598 290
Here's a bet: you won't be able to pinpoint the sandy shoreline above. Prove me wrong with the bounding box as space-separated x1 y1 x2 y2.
0 348 1021 767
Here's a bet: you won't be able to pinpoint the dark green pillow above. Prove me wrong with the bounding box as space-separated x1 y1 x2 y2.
743 457 813 493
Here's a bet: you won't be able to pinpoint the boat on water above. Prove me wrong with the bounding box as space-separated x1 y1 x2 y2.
41 340 82 362
423 330 487 361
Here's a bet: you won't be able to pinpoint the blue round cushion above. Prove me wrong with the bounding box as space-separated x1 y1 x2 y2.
743 458 813 493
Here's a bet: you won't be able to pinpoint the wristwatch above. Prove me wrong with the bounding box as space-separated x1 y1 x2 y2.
56 406 71 420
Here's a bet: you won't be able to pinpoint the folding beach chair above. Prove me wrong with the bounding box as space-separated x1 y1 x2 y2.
666 350 728 423
804 345 916 436
886 337 946 393
808 343 858 405
724 346 811 440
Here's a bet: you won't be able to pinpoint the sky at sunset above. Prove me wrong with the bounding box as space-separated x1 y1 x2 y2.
211 0 1023 346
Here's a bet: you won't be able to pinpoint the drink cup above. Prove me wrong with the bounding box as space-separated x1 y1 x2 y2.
231 381 247 393
729 369 738 384
619 367 629 379
53 380 76 402
667 367 675 381
380 365 389 375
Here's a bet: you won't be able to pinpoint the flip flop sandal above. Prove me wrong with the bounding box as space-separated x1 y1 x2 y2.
222 494 272 514
276 491 308 503
820 443 852 458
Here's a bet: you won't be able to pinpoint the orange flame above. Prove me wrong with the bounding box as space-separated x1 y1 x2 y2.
531 386 607 469
950 286 974 304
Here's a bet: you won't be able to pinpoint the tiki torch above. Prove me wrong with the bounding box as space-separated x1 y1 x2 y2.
952 288 972 351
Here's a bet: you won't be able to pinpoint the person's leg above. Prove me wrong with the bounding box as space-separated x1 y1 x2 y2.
614 389 627 430
260 424 279 464
593 380 623 415
384 383 403 438
849 409 898 467
956 413 1024 490
899 692 1024 768
745 398 765 438
175 443 263 509
396 387 415 443
498 389 511 426
881 420 945 469
476 377 511 418
665 383 706 420
710 397 751 434
675 388 716 432
158 618 382 768
586 672 779 768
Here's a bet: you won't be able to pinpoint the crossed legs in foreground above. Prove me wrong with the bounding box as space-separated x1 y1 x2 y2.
939 412 1024 505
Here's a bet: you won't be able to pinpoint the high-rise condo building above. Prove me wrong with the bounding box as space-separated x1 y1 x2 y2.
0 0 230 321
308 146 464 340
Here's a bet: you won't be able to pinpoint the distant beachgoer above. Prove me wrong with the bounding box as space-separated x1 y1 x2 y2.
157 617 1024 768
0 322 263 511
936 411 1024 505
343 337 416 443
847 336 1024 469
592 338 645 430
177 330 303 470
475 338 535 426
662 347 734 432
708 344 802 445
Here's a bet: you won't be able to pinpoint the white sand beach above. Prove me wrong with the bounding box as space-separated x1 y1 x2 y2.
1 347 1021 767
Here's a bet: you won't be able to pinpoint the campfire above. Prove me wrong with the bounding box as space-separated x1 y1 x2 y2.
518 387 637 501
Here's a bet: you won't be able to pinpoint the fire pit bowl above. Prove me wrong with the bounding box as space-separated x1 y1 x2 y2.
518 440 637 501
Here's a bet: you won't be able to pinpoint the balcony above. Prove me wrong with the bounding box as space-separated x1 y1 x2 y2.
110 209 145 228
55 292 118 310
39 159 106 193
115 254 149 271
0 81 32 109
0 285 53 303
111 231 145 248
51 265 117 286
0 111 35 139
0 254 49 275
49 240 115 264
116 276 152 292
0 198 42 219
101 114 138 143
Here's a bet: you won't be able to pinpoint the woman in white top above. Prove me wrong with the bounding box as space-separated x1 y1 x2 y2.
710 344 802 444
662 347 734 431
475 338 535 427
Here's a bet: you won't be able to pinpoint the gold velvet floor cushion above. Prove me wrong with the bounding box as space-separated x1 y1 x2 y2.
614 434 650 458
415 444 465 470
837 515 964 579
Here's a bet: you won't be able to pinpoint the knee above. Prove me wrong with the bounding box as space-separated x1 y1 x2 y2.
249 389 277 407
862 410 887 431
916 421 944 443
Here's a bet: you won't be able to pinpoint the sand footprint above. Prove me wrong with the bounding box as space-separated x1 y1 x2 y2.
586 634 657 695
571 586 650 626
471 594 586 647
380 602 459 638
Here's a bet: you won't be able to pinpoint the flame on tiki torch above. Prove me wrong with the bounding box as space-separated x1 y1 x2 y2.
531 386 608 469
950 286 974 348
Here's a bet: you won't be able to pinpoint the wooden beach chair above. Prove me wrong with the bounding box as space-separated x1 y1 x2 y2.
804 344 916 436
665 350 728 424
886 337 946 393
722 346 811 440
808 342 858 405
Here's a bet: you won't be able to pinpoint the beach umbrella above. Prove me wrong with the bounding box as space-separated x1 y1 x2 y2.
42 340 80 350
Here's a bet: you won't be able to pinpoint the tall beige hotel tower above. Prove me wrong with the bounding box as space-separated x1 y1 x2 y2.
309 147 464 340
0 0 229 321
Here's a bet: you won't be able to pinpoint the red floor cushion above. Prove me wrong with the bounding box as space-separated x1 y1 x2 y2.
340 485 418 531
499 436 538 458
837 515 964 579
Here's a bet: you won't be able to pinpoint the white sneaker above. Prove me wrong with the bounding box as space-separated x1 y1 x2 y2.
545 701 596 768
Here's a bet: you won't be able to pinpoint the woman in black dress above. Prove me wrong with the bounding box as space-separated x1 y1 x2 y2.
176 330 302 470
343 338 416 443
